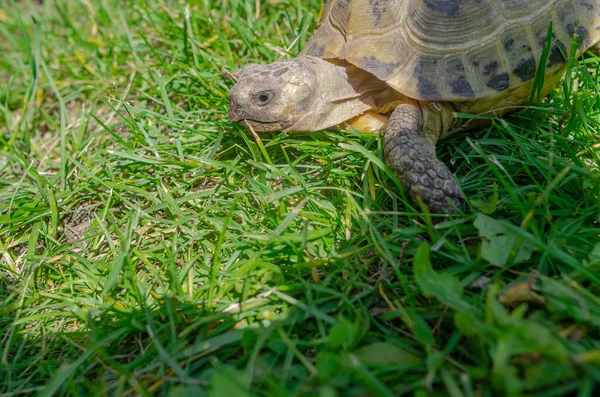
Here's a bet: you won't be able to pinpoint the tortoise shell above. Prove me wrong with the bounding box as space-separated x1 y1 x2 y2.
301 0 600 102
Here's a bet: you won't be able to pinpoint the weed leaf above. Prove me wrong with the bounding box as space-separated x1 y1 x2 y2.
474 213 534 266
414 242 477 314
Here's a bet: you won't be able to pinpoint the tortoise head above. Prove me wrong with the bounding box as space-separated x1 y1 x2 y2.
228 58 318 132
229 56 377 132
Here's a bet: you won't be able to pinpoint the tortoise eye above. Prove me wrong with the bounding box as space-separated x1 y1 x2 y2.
254 91 274 106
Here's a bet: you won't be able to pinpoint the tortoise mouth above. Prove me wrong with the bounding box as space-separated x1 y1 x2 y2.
228 102 291 132
232 117 289 132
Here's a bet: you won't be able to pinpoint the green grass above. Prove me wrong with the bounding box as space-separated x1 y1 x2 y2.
1 0 600 395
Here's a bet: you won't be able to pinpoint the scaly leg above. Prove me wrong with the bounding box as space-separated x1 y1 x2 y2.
382 102 462 213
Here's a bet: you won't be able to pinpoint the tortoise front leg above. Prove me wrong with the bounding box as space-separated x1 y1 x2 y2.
382 102 462 213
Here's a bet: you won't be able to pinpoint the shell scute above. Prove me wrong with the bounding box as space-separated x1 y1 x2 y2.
413 56 441 100
501 28 536 83
444 57 475 98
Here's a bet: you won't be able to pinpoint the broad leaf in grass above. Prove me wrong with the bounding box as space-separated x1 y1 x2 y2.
316 351 343 383
209 366 249 397
353 342 422 366
583 242 600 270
474 213 534 266
413 242 477 314
470 184 499 214
329 317 361 350
329 316 365 350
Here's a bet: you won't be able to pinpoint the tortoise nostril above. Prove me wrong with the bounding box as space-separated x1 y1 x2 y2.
228 99 244 121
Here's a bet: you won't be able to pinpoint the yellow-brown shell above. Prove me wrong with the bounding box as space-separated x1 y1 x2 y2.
301 0 600 102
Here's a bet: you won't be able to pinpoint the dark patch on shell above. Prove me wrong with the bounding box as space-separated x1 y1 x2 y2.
483 61 498 76
566 23 589 47
414 58 439 99
369 0 384 26
580 2 593 11
423 0 462 16
539 33 567 67
418 80 438 98
504 38 514 52
576 26 590 47
547 38 567 67
486 72 510 91
360 56 401 80
513 57 536 81
449 77 475 97
446 60 473 97
472 55 510 91
557 6 570 21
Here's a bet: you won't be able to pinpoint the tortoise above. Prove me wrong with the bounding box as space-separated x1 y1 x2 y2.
229 0 600 213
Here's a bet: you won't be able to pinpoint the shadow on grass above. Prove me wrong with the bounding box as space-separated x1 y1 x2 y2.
0 274 432 397
1 298 236 395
